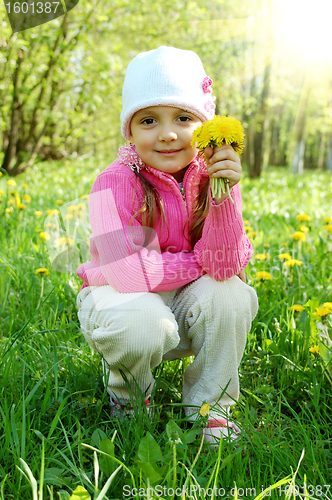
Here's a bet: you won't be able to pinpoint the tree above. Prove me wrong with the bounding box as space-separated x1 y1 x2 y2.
0 0 200 176
290 71 312 174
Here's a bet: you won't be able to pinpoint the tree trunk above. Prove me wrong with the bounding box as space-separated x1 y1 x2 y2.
318 133 327 171
251 61 271 178
1 50 23 173
247 0 272 178
291 72 312 174
327 139 332 171
292 140 305 175
269 103 287 166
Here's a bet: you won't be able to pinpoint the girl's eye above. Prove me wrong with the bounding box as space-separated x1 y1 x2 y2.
141 118 155 125
178 116 191 122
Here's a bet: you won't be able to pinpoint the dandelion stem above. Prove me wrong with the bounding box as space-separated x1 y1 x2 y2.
36 277 44 310
172 443 177 499
226 182 234 204
181 430 205 499
218 178 222 199
221 178 226 194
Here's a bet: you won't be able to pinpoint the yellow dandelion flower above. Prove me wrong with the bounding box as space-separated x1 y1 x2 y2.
324 217 332 223
190 126 201 148
67 205 79 213
322 302 332 313
263 243 270 248
35 268 50 277
80 194 89 200
299 225 309 232
244 220 250 225
278 253 292 261
39 232 50 241
0 189 4 196
45 223 54 229
255 253 269 261
46 209 60 216
255 271 272 281
247 231 258 239
64 214 73 220
244 226 253 232
18 203 25 209
55 199 63 205
76 203 86 210
7 179 16 186
291 232 306 242
34 211 43 216
22 183 29 189
296 214 311 222
0 172 2 177
207 116 245 153
289 304 305 312
191 115 245 154
23 194 31 202
76 210 85 218
284 259 303 267
8 190 20 207
200 403 210 417
323 224 332 232
7 198 15 206
5 208 12 214
314 306 331 317
309 345 320 355
58 237 74 246
191 116 245 206
191 122 212 150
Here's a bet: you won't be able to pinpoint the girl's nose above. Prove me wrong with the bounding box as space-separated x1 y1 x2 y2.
158 124 177 142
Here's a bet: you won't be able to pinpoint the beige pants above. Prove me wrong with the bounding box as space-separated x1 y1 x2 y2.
76 274 258 420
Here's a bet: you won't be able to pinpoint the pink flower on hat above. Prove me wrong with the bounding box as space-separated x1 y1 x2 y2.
202 77 213 93
204 98 216 115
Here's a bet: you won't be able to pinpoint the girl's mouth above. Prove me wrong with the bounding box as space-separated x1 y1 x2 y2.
157 149 181 157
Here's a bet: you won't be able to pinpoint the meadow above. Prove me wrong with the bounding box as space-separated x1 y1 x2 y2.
0 159 331 499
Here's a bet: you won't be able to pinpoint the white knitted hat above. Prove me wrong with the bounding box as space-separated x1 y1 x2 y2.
120 46 216 140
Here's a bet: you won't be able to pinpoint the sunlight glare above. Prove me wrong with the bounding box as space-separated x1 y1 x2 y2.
273 0 332 67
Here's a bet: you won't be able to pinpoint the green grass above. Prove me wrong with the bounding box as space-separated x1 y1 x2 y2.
0 160 331 499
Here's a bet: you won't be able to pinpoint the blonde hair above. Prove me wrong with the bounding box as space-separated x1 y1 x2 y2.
129 169 210 248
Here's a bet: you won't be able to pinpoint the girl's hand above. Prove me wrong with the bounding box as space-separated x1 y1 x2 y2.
204 145 242 201
237 269 246 283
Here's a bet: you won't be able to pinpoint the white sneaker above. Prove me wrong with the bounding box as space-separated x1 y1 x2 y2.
204 418 241 447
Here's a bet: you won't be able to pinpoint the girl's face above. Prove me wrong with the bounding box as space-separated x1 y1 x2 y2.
129 106 202 180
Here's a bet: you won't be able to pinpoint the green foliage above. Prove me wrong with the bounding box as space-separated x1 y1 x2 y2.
0 161 331 498
2 0 331 176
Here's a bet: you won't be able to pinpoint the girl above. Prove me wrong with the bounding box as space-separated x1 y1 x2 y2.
76 46 259 445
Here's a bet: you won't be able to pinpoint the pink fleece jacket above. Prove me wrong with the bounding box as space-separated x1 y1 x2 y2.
76 152 252 293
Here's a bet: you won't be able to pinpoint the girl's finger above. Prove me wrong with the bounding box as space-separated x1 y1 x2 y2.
204 146 214 162
208 160 242 177
209 146 239 165
211 170 240 182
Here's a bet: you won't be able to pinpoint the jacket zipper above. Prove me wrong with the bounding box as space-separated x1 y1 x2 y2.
178 181 187 206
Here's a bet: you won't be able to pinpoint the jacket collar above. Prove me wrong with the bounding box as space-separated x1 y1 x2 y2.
117 143 208 180
144 154 209 182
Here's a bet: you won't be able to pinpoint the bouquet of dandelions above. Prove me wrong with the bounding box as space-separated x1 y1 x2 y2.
191 115 245 204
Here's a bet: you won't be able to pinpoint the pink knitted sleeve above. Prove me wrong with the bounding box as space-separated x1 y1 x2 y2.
193 183 252 281
76 167 205 293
